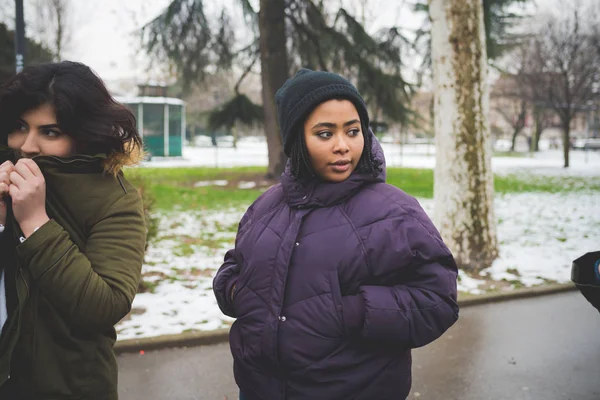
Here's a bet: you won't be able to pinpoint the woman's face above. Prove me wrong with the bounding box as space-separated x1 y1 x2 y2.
303 99 365 183
7 103 75 158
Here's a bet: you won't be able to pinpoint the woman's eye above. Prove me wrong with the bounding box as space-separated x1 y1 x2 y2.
13 122 27 132
348 129 360 137
43 129 61 138
317 131 332 139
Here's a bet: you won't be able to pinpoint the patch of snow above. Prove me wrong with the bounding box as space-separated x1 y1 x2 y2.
116 209 244 340
457 270 485 295
193 180 228 188
238 181 257 189
488 192 599 286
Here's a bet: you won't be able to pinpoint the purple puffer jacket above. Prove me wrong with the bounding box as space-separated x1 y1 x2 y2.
214 137 459 400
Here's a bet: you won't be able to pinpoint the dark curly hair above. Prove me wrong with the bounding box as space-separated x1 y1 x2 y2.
290 123 382 181
0 61 141 157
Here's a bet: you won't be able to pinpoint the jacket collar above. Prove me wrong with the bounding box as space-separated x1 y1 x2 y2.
281 130 386 208
0 145 109 174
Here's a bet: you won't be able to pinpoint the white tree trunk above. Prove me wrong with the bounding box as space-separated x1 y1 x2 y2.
430 0 498 272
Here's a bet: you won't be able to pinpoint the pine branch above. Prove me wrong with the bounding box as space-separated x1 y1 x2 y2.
234 49 260 94
285 9 328 70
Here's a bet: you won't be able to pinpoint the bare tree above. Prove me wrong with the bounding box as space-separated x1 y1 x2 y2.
492 75 528 151
430 0 498 272
530 105 553 151
520 6 600 167
32 0 71 61
495 42 558 152
590 2 600 57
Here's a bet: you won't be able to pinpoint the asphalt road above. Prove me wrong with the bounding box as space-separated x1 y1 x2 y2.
118 291 600 400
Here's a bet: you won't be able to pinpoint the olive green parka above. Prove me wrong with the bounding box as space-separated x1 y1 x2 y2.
0 145 146 399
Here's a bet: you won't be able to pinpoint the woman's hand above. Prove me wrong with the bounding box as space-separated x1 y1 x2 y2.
0 161 15 228
9 158 50 237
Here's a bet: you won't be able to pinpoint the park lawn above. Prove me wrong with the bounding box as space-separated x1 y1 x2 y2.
126 166 600 211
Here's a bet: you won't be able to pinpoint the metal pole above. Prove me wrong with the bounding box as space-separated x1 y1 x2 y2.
15 0 25 73
164 102 169 157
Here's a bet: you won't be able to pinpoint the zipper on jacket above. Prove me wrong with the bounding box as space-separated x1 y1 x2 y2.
18 268 28 294
273 209 311 387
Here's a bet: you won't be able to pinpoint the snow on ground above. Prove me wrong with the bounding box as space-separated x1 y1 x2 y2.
142 141 600 177
116 189 600 340
193 180 228 187
238 181 258 189
117 209 241 339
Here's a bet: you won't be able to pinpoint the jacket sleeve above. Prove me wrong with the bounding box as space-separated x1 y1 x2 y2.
16 192 145 333
351 204 459 348
213 203 257 318
213 249 241 318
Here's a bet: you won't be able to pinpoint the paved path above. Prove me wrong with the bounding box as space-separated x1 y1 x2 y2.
118 291 600 399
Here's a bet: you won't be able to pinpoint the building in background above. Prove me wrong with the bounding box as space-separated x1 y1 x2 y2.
115 84 185 158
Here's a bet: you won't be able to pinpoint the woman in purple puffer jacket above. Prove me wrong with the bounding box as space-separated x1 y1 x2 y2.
213 68 459 400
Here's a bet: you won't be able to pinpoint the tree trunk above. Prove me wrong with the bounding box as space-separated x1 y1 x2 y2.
430 0 498 272
510 129 518 152
562 120 570 168
232 124 238 149
532 107 545 152
259 0 289 180
511 101 526 152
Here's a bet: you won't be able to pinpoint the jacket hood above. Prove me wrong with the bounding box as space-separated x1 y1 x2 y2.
281 129 386 208
101 142 144 174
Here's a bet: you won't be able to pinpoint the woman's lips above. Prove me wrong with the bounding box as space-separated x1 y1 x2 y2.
330 160 351 173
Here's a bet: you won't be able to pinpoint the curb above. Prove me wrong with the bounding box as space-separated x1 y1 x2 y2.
457 282 576 307
114 282 577 355
115 328 231 355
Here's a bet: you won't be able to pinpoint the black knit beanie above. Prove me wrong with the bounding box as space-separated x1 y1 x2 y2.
275 68 370 157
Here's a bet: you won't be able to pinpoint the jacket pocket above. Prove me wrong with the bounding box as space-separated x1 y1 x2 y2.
328 270 344 332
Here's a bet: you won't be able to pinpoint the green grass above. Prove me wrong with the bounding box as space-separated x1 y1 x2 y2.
149 184 263 210
126 166 265 184
126 167 264 210
386 168 600 198
493 151 531 158
126 166 600 211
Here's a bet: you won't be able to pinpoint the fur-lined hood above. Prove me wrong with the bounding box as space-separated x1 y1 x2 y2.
102 141 145 175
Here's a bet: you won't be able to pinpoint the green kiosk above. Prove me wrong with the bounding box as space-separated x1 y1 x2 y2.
116 96 186 157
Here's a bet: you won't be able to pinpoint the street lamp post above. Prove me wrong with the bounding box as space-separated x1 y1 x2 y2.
15 0 25 73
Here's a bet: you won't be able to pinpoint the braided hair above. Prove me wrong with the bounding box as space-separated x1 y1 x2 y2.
290 123 383 181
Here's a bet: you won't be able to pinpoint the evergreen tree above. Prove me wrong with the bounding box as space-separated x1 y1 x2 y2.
140 0 412 178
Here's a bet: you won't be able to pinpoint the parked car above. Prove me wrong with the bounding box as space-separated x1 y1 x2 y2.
573 138 600 150
193 135 215 147
216 135 235 147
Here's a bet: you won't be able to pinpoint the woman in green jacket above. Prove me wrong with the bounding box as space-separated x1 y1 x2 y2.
0 61 146 399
